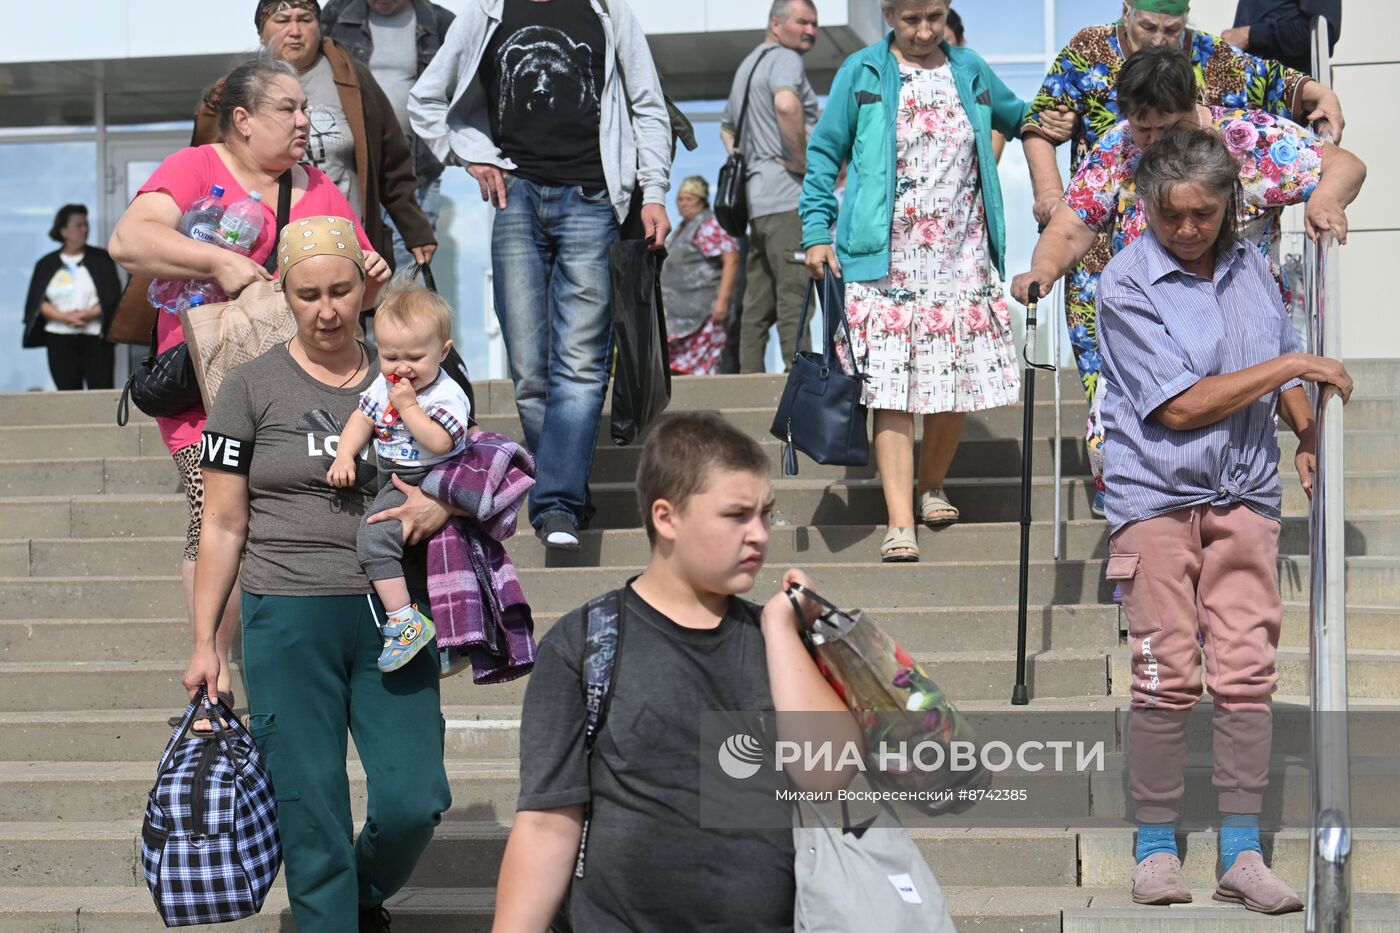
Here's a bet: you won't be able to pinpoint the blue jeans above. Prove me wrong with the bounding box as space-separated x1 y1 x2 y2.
385 176 443 272
491 177 619 528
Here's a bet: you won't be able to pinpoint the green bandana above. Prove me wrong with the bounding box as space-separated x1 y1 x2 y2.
1131 0 1190 15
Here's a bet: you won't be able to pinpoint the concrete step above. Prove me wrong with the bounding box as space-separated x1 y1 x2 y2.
0 820 1084 890
297 395 1400 446
9 745 1400 827
6 695 1394 765
3 551 1381 620
10 694 1393 765
7 519 1400 581
1088 753 1400 826
1111 648 1400 701
1063 893 1400 933
0 884 1116 933
0 598 1120 666
0 423 166 461
0 759 517 825
0 496 188 540
1344 358 1400 397
5 430 1396 502
0 371 1092 427
0 561 1121 618
0 706 525 764
1078 828 1400 893
7 508 1399 580
1277 605 1400 650
0 457 181 498
0 644 1108 713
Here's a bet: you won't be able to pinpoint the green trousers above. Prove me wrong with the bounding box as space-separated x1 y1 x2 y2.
241 592 451 932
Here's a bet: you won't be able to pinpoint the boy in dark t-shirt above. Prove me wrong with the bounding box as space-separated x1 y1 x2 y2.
492 412 860 931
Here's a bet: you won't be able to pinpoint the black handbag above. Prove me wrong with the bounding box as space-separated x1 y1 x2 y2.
608 240 671 446
117 325 200 426
116 172 294 427
714 46 777 238
769 275 869 476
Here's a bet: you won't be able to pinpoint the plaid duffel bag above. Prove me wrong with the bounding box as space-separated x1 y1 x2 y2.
141 690 282 926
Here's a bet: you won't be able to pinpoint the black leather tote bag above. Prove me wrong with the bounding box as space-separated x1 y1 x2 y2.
769 274 869 475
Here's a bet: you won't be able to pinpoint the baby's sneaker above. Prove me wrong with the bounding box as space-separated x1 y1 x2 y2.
378 606 435 672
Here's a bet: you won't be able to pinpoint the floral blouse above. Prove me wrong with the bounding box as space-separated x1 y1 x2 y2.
690 215 738 258
1064 107 1323 275
1023 25 1312 176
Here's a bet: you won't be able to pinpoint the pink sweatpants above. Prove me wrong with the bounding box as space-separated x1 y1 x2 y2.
1108 504 1282 823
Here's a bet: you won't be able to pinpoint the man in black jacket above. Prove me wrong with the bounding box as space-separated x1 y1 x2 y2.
321 0 456 270
1225 0 1341 75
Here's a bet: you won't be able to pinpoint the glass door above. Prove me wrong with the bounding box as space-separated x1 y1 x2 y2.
103 133 188 381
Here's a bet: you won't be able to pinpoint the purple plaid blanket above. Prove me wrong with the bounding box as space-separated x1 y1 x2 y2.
421 433 537 683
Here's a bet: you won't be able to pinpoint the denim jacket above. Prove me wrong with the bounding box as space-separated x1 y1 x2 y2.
320 0 456 183
800 37 1029 283
408 0 673 223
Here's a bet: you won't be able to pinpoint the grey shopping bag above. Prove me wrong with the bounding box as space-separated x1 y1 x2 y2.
794 802 956 932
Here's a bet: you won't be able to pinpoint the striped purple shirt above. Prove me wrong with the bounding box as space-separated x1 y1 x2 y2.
1097 229 1302 534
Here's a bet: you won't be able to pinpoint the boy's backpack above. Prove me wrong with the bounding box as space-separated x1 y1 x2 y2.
573 588 625 878
547 589 624 933
141 691 282 927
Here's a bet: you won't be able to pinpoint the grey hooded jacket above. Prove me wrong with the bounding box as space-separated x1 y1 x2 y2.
407 0 672 223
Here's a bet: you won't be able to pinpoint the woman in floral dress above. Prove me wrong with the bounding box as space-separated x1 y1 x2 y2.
660 176 740 375
801 0 1070 562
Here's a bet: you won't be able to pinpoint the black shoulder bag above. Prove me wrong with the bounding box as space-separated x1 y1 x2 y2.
117 171 293 427
714 46 778 238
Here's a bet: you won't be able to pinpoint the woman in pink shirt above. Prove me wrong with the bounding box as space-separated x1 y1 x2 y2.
110 58 389 714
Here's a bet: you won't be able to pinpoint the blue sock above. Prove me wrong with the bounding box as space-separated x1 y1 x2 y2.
1135 822 1178 863
1220 814 1261 870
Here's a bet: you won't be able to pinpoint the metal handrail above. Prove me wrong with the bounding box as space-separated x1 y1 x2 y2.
1305 16 1351 933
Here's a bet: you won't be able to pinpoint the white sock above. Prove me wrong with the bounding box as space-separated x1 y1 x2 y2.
386 604 415 625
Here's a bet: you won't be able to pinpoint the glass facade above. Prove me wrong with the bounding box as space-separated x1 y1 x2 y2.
5 141 99 393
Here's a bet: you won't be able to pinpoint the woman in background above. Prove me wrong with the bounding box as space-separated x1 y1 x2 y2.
801 0 1069 562
661 176 740 375
23 204 121 390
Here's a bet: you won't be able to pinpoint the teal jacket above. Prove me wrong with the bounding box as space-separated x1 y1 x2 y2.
800 37 1029 284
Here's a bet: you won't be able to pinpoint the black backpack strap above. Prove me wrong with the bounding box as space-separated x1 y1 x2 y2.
732 46 779 148
263 170 294 275
573 588 625 879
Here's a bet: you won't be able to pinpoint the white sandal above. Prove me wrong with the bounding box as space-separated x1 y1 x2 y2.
919 489 959 527
880 527 920 563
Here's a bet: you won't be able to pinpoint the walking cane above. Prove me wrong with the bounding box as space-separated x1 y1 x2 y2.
1013 282 1057 706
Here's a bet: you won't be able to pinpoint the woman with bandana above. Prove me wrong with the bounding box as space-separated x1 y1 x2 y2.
181 217 453 933
1018 0 1345 517
110 58 391 735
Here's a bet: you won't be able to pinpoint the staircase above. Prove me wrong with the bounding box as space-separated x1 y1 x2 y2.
0 363 1397 931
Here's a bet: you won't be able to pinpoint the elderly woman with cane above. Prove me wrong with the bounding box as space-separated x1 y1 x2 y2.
1096 126 1351 912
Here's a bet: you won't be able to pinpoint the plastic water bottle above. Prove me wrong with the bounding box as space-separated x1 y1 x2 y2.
150 185 226 313
184 185 228 244
182 279 229 309
214 192 265 256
